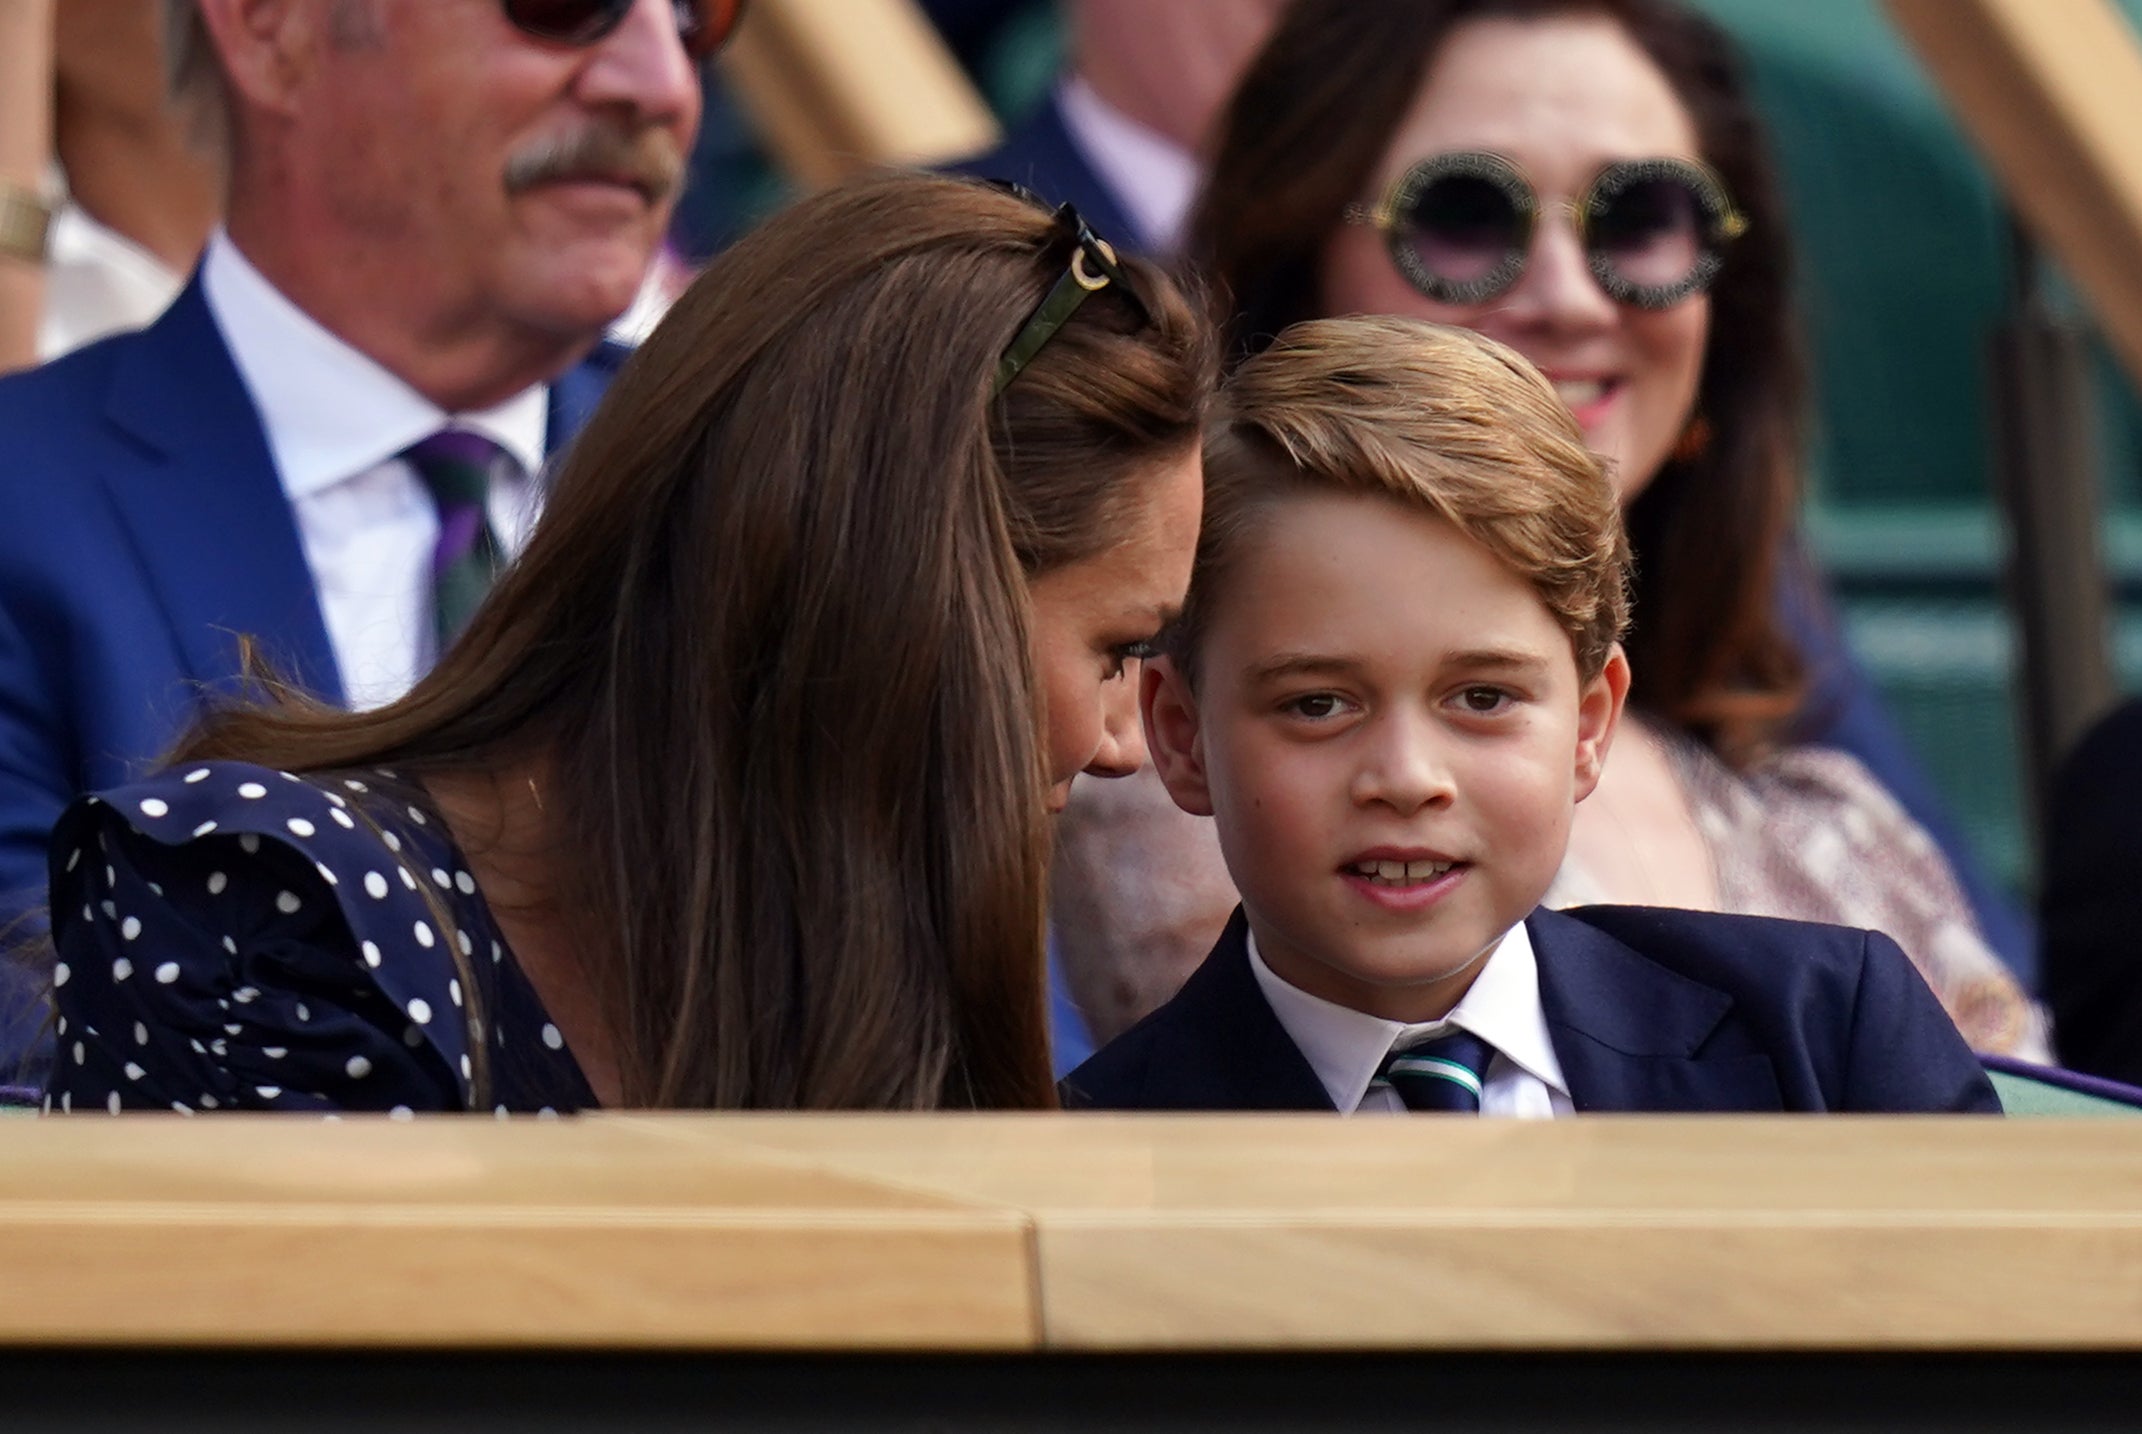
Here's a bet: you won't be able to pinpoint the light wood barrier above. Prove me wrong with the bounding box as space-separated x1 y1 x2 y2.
4 1115 2141 1351
717 0 1001 187
1887 0 2142 388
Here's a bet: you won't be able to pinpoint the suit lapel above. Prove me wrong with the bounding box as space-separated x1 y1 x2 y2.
1165 910 1335 1111
1530 907 1783 1112
97 277 342 705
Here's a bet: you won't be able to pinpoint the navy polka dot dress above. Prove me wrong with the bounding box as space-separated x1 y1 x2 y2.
42 761 596 1116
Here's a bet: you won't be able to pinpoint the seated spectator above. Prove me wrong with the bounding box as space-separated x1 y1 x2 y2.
2041 698 2142 1086
949 0 1285 256
1052 0 2044 1059
41 172 1215 1115
0 0 728 1088
1065 317 2000 1115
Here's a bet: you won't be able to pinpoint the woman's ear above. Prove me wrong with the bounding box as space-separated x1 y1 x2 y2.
1141 656 1214 817
1573 642 1630 800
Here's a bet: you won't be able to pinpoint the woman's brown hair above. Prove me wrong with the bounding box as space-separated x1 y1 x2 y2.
173 171 1214 1111
1191 0 1804 766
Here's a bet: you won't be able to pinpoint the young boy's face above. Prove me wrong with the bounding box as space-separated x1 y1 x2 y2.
1144 490 1627 1023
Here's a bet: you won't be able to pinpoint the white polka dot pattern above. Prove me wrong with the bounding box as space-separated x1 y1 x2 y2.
41 758 595 1119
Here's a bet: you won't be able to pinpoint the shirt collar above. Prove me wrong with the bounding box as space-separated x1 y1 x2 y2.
200 230 548 500
1055 75 1201 256
1247 919 1569 1112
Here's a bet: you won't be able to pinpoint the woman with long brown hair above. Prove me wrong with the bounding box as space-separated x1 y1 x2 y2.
40 171 1214 1114
1053 0 2042 1057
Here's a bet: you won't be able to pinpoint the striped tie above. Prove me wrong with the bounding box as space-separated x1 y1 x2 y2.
1376 1028 1495 1114
403 430 507 648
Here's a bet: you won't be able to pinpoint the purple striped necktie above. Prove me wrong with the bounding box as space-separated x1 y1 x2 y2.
402 429 508 648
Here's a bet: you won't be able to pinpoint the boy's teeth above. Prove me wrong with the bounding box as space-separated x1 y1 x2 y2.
1553 378 1607 407
1356 859 1454 884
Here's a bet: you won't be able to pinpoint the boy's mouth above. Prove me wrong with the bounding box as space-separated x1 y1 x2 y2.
1346 857 1457 886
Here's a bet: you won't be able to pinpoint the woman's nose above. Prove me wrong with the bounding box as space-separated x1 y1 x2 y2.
1506 213 1619 332
1084 672 1149 780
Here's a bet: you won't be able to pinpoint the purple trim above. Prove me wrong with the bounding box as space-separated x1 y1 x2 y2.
0 1082 40 1108
1981 1054 2142 1107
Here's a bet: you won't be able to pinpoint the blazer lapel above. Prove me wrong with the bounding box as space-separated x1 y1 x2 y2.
97 277 342 705
1530 907 1784 1112
1151 909 1336 1111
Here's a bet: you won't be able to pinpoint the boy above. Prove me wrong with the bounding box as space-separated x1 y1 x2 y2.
1064 318 1999 1114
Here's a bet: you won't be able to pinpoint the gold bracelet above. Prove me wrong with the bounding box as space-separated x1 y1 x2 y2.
0 179 52 264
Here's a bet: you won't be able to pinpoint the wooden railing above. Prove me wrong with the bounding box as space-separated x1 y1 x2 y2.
5 1115 2140 1349
1889 0 2142 388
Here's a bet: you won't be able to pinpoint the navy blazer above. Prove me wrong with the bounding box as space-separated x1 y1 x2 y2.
0 275 623 1070
1063 905 2001 1113
945 89 1141 250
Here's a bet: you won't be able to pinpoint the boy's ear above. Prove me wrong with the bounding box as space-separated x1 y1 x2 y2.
1140 656 1214 817
1572 642 1630 801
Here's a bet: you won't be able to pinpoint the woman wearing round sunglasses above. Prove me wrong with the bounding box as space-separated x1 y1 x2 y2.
1050 0 2042 1058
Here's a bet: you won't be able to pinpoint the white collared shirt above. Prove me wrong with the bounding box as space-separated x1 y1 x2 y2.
200 231 548 711
1055 75 1202 256
1249 921 1574 1117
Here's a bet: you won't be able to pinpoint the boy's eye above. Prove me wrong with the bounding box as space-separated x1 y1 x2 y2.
1456 685 1512 713
1284 692 1347 720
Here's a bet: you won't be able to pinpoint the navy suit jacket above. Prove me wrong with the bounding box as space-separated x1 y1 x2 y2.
1063 905 2001 1113
0 274 623 1072
945 89 1140 250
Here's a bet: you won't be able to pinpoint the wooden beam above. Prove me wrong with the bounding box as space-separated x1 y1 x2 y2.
13 1116 2140 1350
718 0 1001 189
1887 0 2142 386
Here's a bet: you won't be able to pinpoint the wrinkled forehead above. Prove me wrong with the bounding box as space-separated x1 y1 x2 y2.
1376 14 1702 196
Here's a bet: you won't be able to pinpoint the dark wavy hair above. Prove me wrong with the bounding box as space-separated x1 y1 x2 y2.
1191 0 1805 766
175 171 1215 1110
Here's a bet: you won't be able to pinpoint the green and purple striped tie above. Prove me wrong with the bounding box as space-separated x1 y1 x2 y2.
1376 1028 1495 1113
403 429 506 649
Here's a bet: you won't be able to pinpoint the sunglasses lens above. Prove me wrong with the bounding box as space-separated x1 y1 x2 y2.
504 0 627 44
1585 163 1736 307
505 0 739 55
1404 174 1524 286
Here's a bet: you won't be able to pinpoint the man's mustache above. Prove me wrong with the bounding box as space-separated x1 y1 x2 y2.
503 122 686 204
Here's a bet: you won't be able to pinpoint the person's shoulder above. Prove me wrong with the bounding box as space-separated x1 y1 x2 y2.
0 326 136 459
48 760 488 1114
1542 903 1875 986
54 759 457 925
1537 905 1999 1112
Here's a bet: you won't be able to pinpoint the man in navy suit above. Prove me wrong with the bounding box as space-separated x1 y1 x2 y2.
0 0 719 1080
1066 319 1998 1116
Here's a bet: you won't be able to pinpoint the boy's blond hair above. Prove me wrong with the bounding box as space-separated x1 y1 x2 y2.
1173 316 1632 683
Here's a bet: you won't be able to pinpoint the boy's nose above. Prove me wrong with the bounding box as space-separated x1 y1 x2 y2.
1350 714 1456 813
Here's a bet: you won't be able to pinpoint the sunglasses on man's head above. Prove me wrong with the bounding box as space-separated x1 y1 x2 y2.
1348 151 1747 311
503 0 743 59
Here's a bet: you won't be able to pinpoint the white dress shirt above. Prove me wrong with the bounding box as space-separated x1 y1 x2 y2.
201 231 548 711
1249 921 1575 1117
1056 75 1202 256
